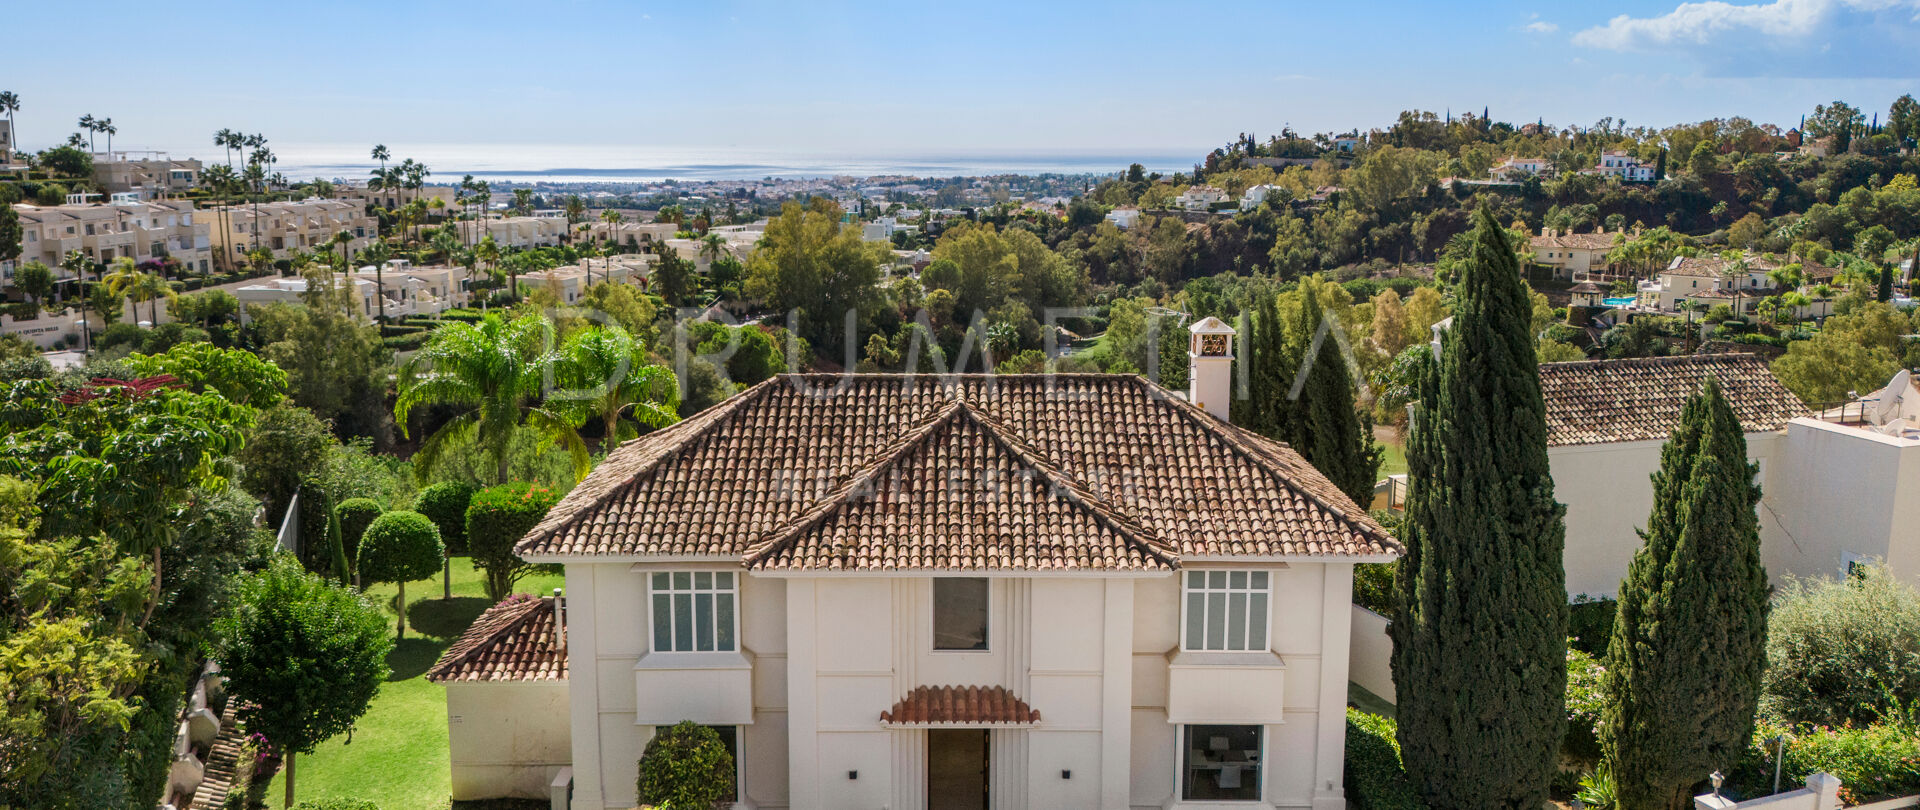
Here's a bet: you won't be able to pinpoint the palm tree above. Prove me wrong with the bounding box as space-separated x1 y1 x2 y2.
60 250 93 355
77 115 97 150
559 324 680 448
214 128 236 167
0 92 19 150
431 227 459 265
475 236 502 296
371 144 390 188
330 229 355 271
395 314 589 485
405 160 430 240
357 241 393 322
698 232 727 265
98 118 115 154
514 188 533 217
200 164 240 273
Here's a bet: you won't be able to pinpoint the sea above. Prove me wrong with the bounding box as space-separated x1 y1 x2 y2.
172 143 1199 186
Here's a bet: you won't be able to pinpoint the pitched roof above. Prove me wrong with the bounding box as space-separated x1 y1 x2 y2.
880 685 1039 726
1665 252 1834 281
1533 232 1619 251
1538 354 1809 447
426 597 566 683
516 374 1397 569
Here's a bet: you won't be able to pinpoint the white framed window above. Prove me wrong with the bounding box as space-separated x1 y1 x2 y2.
1179 724 1263 801
933 577 989 651
649 571 738 653
1182 570 1270 652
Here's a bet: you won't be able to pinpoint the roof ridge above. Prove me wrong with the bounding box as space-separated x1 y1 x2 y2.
1149 379 1395 547
741 399 968 566
425 597 550 682
516 377 784 555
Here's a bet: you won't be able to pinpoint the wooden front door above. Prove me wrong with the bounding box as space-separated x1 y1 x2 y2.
927 728 989 810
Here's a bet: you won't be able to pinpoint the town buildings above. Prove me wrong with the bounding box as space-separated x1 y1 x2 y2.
90 151 202 196
200 199 376 264
433 320 1398 810
4 200 213 288
585 219 677 247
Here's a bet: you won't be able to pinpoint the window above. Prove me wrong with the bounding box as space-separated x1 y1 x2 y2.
1181 724 1262 801
649 571 737 653
933 577 989 651
1183 570 1269 651
706 725 741 802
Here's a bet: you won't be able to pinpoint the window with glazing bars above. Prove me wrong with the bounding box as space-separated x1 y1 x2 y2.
650 571 737 652
1182 570 1270 651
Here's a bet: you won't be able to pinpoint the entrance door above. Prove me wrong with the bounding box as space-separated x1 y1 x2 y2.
927 728 989 810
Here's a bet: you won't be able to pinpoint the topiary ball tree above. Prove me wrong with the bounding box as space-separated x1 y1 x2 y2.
465 482 561 601
334 497 385 585
355 511 445 639
638 721 734 810
412 480 476 599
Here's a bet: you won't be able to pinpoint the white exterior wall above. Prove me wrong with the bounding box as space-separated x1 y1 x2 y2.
1129 563 1350 810
1347 606 1394 704
1551 432 1782 598
1761 418 1920 586
447 680 571 800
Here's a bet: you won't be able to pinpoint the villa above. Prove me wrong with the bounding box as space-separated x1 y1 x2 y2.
1582 150 1656 182
5 199 213 285
1490 156 1549 181
433 320 1400 810
1176 185 1227 211
1634 253 1835 319
1529 228 1622 280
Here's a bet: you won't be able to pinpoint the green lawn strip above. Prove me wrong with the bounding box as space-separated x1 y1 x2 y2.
264 558 564 809
1378 436 1408 477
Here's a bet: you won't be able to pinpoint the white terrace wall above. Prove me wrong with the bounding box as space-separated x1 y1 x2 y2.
447 680 571 800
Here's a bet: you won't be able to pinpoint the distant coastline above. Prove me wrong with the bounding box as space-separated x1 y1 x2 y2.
140 143 1198 184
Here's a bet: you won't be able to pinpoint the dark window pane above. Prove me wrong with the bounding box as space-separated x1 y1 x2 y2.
933 578 989 651
1227 592 1248 650
716 592 736 651
1182 724 1263 801
1185 591 1206 649
652 593 672 651
1205 592 1227 650
673 593 693 651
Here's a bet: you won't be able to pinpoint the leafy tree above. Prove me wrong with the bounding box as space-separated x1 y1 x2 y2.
1391 208 1567 809
355 511 444 637
335 497 384 578
650 241 698 308
0 203 20 268
578 280 659 344
13 261 53 310
237 403 334 530
246 270 393 441
210 558 392 808
125 342 286 407
464 482 562 601
1602 380 1769 810
38 145 91 178
1771 329 1899 404
1761 564 1920 727
637 721 736 810
396 313 587 485
743 200 887 358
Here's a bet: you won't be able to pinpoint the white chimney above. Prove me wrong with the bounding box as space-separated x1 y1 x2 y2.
1187 316 1236 421
552 588 565 652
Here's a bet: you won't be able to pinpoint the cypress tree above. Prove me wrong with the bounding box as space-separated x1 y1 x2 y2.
1233 290 1299 446
1391 207 1568 809
1602 380 1769 810
1878 263 1893 303
1289 276 1381 505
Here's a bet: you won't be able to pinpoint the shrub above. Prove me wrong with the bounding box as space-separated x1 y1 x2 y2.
1761 565 1920 727
637 721 735 810
334 498 385 567
412 481 476 554
1354 561 1395 615
1345 709 1420 810
382 332 432 351
290 800 379 810
465 482 562 601
1732 723 1920 803
1567 595 1617 656
1564 646 1606 766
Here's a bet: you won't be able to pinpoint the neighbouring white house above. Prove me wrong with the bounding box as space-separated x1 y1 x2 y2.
1537 354 1808 598
1530 228 1622 280
1239 185 1280 212
1489 156 1548 181
428 595 571 801
1635 253 1837 319
1176 185 1227 211
1331 136 1360 153
1104 206 1142 229
1583 150 1657 182
862 217 898 243
440 320 1402 810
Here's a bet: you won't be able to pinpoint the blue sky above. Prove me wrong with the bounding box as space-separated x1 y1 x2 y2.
8 0 1919 159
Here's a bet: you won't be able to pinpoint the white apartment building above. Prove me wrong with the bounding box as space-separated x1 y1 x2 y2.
1104 206 1142 229
517 256 650 304
333 181 461 212
486 216 570 249
232 262 467 322
91 151 202 196
586 220 678 247
201 199 376 264
5 200 213 288
0 119 18 170
433 323 1397 810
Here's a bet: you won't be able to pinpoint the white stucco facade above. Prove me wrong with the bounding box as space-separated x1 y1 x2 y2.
1759 418 1920 585
556 561 1359 810
447 680 572 800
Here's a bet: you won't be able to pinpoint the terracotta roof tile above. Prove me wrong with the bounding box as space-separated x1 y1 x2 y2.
1539 354 1808 447
426 596 566 682
516 374 1397 567
880 685 1039 725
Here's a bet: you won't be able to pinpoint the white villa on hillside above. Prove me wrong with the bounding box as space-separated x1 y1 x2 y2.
1530 228 1621 279
1177 186 1227 211
1583 150 1656 182
434 322 1400 810
1635 253 1836 318
1490 156 1548 181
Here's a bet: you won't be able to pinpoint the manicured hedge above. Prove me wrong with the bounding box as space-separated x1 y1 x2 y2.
335 497 384 565
382 332 432 351
412 481 476 554
355 511 444 585
1345 709 1421 810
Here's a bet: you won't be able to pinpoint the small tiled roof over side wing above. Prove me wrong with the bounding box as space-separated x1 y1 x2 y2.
426 597 565 682
1538 354 1809 447
516 374 1399 565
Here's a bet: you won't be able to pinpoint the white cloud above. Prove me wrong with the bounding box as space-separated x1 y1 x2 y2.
1573 0 1914 50
1525 20 1560 33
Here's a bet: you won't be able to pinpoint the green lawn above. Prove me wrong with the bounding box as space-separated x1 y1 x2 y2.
1377 434 1408 477
264 557 563 810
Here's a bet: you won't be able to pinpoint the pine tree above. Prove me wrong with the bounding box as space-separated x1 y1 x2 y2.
1289 276 1381 505
1391 207 1568 809
1602 380 1769 810
1232 290 1299 445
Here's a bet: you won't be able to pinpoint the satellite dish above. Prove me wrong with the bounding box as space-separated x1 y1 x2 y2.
1869 369 1911 426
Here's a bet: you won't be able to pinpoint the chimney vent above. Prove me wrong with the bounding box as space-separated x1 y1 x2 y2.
1186 316 1238 421
552 588 565 652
